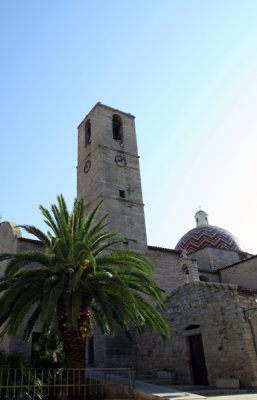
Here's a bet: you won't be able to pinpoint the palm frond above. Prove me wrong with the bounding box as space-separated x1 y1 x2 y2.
4 252 50 279
39 204 60 238
66 291 82 329
83 201 103 234
19 225 50 247
23 304 41 342
0 194 169 367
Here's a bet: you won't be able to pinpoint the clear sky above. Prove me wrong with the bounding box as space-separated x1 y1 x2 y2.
1 1 257 253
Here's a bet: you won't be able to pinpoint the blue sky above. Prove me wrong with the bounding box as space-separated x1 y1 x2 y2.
1 1 257 253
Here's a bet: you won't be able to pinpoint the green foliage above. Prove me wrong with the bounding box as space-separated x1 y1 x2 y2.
32 334 65 368
0 195 169 366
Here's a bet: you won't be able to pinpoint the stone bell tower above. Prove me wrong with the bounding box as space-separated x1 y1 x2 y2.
77 102 147 250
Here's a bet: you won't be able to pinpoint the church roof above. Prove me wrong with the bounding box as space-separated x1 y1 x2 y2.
216 253 257 271
175 210 244 254
148 245 180 254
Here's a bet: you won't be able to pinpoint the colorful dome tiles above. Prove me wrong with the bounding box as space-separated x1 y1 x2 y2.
175 225 244 254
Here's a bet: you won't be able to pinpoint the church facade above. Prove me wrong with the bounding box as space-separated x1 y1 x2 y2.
1 102 257 388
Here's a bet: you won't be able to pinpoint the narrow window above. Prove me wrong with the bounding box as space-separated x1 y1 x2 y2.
186 324 200 331
112 115 123 141
85 120 91 146
119 190 125 198
199 275 210 282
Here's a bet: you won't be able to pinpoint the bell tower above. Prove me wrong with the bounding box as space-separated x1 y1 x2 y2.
77 102 147 250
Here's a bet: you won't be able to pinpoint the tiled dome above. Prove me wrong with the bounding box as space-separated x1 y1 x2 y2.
175 210 244 254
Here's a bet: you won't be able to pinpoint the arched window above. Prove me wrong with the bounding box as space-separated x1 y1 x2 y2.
112 114 123 141
85 120 91 146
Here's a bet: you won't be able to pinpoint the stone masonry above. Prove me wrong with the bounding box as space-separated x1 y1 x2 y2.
136 282 257 387
220 255 257 290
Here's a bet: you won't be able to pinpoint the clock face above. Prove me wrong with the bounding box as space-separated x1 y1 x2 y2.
84 160 91 173
115 155 127 167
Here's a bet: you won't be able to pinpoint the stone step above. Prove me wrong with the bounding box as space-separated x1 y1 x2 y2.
136 382 257 397
181 388 257 397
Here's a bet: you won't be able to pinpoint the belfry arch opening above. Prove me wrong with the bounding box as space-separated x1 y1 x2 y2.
181 264 189 275
85 120 91 145
112 114 123 141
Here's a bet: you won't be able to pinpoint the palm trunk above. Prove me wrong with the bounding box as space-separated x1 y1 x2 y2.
61 330 86 400
61 328 86 368
57 296 91 368
57 297 91 399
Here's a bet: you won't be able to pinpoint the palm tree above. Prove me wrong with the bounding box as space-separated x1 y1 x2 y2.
0 195 168 369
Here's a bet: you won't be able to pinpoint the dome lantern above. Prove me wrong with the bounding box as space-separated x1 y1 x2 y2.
195 210 208 227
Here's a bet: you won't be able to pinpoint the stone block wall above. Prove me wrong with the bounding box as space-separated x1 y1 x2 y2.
92 248 180 369
0 222 21 277
77 103 147 251
136 282 257 387
198 270 220 282
0 224 43 358
93 326 138 369
146 247 181 294
220 255 257 289
192 248 241 271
